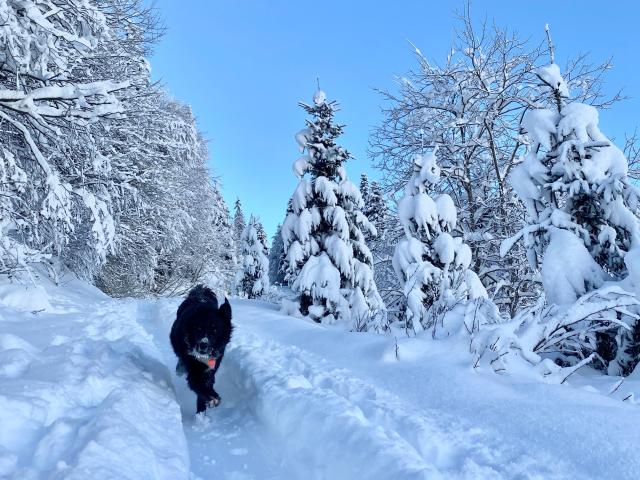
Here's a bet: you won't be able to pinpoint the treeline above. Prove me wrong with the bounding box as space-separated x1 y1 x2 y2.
0 0 235 295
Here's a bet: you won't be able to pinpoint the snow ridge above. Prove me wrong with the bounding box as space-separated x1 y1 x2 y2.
221 319 571 480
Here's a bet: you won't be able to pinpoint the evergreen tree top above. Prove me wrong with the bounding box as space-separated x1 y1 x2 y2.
296 90 351 180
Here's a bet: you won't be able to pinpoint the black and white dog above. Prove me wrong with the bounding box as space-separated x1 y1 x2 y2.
170 285 233 413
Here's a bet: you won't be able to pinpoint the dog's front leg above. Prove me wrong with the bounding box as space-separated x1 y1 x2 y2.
196 396 208 413
204 369 222 408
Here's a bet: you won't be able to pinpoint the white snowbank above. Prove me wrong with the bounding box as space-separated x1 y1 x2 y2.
0 275 188 479
3 276 640 479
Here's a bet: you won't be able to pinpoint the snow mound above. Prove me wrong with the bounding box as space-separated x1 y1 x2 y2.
0 283 52 313
0 280 188 479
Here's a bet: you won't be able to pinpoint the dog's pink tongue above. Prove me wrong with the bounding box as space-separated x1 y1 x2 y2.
207 358 216 368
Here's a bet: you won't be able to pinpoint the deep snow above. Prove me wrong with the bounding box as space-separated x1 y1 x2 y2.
1 276 640 479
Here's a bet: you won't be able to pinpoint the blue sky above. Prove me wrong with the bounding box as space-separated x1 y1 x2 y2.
148 0 640 239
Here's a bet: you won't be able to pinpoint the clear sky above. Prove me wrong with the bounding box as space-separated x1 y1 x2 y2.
147 0 640 239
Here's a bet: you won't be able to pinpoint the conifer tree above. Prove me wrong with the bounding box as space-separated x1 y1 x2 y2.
268 224 287 286
233 198 246 257
359 173 371 205
233 198 246 269
236 215 270 299
365 181 388 238
255 219 269 256
393 152 487 334
281 89 387 331
506 58 640 373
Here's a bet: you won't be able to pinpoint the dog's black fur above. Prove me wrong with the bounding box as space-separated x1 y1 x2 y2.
170 285 233 413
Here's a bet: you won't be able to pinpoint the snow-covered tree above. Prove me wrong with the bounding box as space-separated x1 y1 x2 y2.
393 151 490 335
268 224 287 286
359 175 402 319
0 0 137 277
236 215 270 299
255 219 269 256
509 62 640 296
359 174 388 241
281 90 387 331
360 173 371 204
371 9 622 316
365 181 389 234
505 57 640 374
233 198 246 246
97 94 234 296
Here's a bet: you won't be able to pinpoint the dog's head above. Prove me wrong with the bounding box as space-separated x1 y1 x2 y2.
187 298 233 361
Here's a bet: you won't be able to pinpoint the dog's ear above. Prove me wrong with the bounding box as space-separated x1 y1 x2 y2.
219 298 232 320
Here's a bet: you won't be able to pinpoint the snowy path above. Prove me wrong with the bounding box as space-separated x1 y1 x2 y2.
142 299 580 480
138 299 287 480
2 280 639 479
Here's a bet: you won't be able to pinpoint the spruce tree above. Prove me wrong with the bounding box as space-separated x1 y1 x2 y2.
359 173 371 206
507 60 640 373
235 215 270 299
255 219 269 257
367 181 388 231
281 89 387 331
393 152 487 334
233 198 246 259
268 224 287 286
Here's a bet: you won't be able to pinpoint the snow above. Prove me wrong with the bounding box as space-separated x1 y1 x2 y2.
0 275 187 479
434 194 457 231
434 232 455 265
293 156 310 177
295 128 311 153
312 89 326 106
535 63 569 97
520 109 557 150
413 193 439 236
542 227 606 304
557 103 602 143
0 283 52 312
2 276 640 479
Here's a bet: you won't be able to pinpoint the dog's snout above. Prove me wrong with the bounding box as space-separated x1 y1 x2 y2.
196 338 210 351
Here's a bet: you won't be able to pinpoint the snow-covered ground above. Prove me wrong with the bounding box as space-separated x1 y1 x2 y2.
1 276 640 479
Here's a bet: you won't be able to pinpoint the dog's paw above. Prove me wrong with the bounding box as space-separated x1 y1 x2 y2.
208 394 221 408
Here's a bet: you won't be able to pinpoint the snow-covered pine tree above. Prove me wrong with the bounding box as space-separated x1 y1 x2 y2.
233 198 246 264
360 175 401 320
359 173 389 243
281 89 387 331
208 183 236 292
360 173 371 206
236 215 270 299
365 181 388 238
393 151 489 335
506 58 640 374
268 224 287 286
256 219 269 256
233 199 246 241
